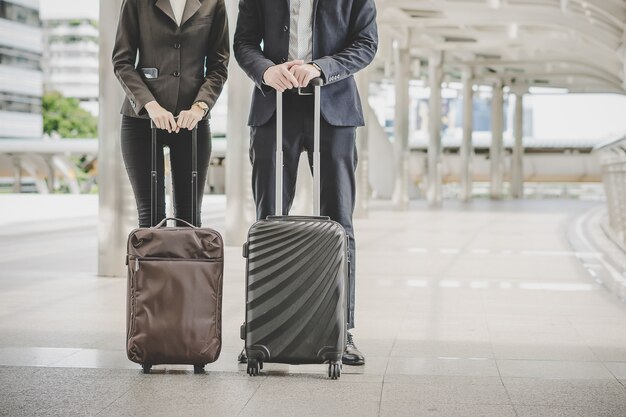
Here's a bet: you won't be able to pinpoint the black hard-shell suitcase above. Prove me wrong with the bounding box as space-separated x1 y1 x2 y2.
241 79 348 379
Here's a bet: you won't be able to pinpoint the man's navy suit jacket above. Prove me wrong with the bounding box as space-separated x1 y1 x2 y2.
233 0 378 127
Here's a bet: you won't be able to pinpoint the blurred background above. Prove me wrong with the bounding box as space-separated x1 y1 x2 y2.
1 0 624 197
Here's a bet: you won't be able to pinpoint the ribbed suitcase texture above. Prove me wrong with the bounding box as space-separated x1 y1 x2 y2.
243 217 348 367
242 80 347 379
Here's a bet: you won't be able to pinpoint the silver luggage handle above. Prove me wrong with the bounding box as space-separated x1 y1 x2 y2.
275 77 324 217
150 120 199 228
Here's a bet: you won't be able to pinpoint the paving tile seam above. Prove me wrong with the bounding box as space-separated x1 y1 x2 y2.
432 218 496 279
613 378 626 393
0 283 120 321
93 383 137 417
379 400 516 407
236 378 268 417
490 335 520 417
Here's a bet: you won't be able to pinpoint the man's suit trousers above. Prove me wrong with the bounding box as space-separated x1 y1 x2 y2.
249 92 358 329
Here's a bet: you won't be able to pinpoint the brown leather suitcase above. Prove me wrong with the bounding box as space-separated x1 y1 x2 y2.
125 123 224 374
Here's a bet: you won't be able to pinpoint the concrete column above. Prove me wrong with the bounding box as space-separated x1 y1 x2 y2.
354 70 370 219
12 157 21 193
225 0 255 245
511 92 525 198
44 156 55 193
98 0 137 277
460 69 474 202
490 81 504 199
391 42 410 211
427 52 444 207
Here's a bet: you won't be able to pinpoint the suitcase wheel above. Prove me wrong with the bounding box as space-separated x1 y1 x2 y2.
328 361 341 380
142 364 152 374
247 358 260 376
194 364 205 374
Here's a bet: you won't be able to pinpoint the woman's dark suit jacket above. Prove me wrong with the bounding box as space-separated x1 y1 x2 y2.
112 0 229 119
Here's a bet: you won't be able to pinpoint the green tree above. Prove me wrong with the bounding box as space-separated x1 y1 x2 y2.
42 91 98 138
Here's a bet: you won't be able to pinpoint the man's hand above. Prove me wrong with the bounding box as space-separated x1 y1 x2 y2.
177 105 204 131
289 64 321 88
263 60 304 92
145 101 178 133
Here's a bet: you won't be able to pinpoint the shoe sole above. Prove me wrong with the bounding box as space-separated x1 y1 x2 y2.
342 359 365 366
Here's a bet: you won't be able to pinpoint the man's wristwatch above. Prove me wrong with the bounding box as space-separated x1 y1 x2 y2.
193 101 209 117
310 62 322 75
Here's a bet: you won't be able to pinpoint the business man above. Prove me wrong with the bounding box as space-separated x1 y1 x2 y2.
234 0 377 365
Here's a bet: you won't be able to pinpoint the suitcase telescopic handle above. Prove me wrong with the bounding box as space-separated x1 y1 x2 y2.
150 120 199 228
275 77 324 217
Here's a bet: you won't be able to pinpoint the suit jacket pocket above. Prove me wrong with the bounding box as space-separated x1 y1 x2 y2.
188 14 213 26
139 67 159 79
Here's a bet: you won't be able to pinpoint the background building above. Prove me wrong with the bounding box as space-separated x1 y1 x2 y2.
0 0 43 139
41 3 98 115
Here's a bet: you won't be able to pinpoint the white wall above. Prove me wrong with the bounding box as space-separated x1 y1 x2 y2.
530 94 626 140
39 0 99 20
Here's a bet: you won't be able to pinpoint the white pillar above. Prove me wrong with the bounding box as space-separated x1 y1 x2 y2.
225 0 255 245
44 156 55 193
391 43 410 210
427 52 443 207
490 81 504 200
511 91 525 198
98 0 137 277
12 157 21 193
460 69 474 202
354 70 370 219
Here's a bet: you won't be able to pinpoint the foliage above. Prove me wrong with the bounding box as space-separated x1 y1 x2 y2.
42 91 98 138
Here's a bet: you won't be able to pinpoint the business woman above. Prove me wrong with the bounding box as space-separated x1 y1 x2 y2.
112 0 229 227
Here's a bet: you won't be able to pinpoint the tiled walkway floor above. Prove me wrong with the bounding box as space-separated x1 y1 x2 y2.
1 195 626 417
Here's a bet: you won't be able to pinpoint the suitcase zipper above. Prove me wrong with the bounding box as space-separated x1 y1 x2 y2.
131 256 223 271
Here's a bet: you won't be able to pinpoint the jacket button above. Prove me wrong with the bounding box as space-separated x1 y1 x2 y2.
173 43 181 49
172 71 180 77
283 25 288 32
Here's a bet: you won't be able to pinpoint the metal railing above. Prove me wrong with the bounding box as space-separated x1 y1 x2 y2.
595 135 626 249
0 137 227 194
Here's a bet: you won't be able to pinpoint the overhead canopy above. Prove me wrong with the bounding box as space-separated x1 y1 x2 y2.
376 0 626 93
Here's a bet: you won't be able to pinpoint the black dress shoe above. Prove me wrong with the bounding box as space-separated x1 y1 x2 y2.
238 347 247 363
342 332 365 366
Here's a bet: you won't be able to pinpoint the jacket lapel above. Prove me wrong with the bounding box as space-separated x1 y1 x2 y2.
155 0 177 25
180 0 202 27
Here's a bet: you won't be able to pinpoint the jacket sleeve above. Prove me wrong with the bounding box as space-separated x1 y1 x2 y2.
311 0 378 85
233 0 275 93
193 0 230 112
111 0 156 116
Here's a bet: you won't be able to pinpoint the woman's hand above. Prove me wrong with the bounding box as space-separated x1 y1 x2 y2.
177 105 205 131
145 101 178 133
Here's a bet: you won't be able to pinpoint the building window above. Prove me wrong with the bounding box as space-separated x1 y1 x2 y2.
0 0 41 27
0 47 41 70
0 92 42 114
